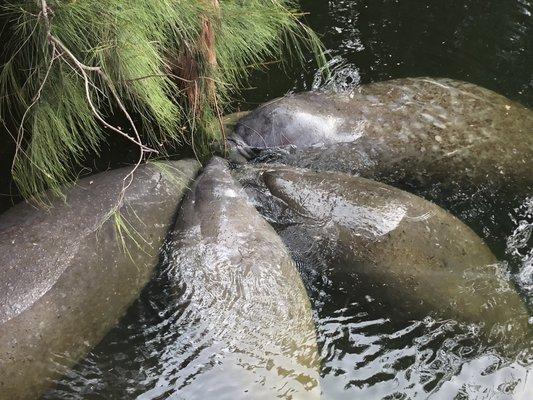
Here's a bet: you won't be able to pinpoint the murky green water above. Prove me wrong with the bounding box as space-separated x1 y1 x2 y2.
43 1 532 399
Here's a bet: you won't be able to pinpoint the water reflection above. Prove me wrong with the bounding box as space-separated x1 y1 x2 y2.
44 242 532 399
508 197 533 306
310 264 532 399
243 0 532 107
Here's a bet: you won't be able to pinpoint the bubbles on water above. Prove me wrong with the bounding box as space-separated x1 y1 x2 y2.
312 56 361 93
507 197 533 303
517 252 533 300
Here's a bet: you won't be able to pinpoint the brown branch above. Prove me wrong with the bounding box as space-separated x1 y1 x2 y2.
171 0 225 153
199 0 219 104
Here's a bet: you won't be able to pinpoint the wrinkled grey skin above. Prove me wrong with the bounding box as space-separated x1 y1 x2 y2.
0 160 200 400
233 164 531 345
232 78 533 178
169 158 320 400
229 78 533 242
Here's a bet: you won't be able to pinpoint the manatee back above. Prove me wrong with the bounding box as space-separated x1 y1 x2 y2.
0 160 200 399
168 158 321 398
240 78 533 246
252 166 530 344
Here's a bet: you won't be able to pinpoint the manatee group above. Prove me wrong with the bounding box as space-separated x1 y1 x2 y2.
1 76 531 398
229 77 533 242
233 164 530 345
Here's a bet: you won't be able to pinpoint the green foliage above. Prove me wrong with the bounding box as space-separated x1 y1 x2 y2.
0 0 324 201
109 207 150 262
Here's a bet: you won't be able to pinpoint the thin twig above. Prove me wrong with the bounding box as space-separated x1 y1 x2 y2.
12 38 58 172
213 91 226 154
14 0 160 212
125 73 194 84
190 80 200 162
47 34 155 152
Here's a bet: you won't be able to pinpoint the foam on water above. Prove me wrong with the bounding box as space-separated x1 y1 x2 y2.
508 197 533 305
312 56 361 94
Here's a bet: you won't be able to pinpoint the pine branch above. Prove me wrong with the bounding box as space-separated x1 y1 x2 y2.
25 0 159 208
1 0 325 202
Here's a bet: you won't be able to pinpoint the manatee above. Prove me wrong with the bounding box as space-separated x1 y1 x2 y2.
232 77 533 169
167 157 320 399
0 160 200 400
233 164 531 345
229 78 533 243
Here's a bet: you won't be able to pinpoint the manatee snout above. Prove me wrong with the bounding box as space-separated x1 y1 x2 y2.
262 171 295 205
226 133 256 161
233 115 262 149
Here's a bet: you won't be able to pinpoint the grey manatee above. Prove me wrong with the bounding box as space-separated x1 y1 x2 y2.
0 160 200 400
233 164 531 346
232 77 533 173
166 157 320 400
229 78 533 244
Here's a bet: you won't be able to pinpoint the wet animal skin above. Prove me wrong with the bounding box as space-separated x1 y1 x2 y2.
167 157 321 399
0 160 200 400
229 77 533 244
233 163 531 348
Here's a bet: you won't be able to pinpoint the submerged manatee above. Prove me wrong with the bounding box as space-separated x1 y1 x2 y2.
167 158 320 399
232 78 533 172
0 160 199 400
230 78 533 243
233 164 531 345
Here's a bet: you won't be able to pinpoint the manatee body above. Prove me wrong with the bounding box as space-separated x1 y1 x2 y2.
233 78 533 181
234 164 530 343
167 158 320 399
230 78 533 241
0 160 200 399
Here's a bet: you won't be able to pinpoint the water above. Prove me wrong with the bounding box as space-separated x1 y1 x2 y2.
44 0 532 399
240 0 533 108
312 272 532 399
508 197 533 306
44 250 532 399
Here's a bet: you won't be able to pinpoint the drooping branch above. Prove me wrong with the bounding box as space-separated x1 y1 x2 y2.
39 1 156 154
14 0 160 207
2 0 325 203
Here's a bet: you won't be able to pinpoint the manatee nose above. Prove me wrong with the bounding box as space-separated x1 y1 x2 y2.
226 134 256 161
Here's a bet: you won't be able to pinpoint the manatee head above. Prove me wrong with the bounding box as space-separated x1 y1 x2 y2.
232 93 350 152
226 131 257 161
233 97 297 149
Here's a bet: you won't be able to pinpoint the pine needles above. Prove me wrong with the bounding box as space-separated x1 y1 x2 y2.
0 0 324 202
